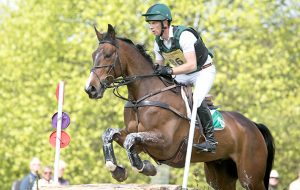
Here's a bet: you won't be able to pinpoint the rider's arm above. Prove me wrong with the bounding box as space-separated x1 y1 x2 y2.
172 31 197 75
154 41 164 65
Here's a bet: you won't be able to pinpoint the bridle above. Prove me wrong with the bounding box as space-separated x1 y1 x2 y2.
90 39 163 101
89 39 189 121
90 40 124 89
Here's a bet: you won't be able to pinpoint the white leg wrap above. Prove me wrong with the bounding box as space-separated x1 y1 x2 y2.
105 161 117 172
132 163 144 173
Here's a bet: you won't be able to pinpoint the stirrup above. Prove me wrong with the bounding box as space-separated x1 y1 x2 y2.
193 140 216 153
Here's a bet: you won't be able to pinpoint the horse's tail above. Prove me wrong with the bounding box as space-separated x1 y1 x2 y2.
254 123 275 190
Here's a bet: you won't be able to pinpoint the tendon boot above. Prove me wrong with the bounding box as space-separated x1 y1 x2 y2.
193 101 217 152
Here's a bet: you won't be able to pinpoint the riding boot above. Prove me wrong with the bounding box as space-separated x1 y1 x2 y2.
193 101 217 152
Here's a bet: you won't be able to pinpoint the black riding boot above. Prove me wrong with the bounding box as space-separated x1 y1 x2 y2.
193 101 217 152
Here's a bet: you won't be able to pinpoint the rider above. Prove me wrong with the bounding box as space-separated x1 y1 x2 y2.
142 3 217 152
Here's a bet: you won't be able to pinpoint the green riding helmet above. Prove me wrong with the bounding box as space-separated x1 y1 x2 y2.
142 4 172 22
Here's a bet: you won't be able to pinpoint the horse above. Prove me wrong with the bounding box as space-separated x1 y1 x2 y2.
85 24 275 190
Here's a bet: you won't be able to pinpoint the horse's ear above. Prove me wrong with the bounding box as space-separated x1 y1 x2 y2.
94 25 103 42
107 24 116 40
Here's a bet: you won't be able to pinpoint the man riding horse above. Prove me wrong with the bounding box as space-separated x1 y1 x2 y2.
85 18 274 189
142 3 217 152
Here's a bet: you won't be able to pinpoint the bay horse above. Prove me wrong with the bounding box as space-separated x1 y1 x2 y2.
85 24 275 190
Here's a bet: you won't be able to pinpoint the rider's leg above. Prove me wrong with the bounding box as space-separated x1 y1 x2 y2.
191 63 216 152
175 60 216 152
193 101 217 152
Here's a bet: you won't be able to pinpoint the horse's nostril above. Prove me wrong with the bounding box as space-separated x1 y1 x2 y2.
90 86 96 93
85 85 97 97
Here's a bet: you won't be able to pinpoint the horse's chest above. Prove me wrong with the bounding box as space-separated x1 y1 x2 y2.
124 107 156 133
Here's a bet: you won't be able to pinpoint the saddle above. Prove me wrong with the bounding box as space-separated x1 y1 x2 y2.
159 76 218 111
181 85 216 139
182 85 218 112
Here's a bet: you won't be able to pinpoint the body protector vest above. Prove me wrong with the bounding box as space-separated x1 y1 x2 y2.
155 25 212 73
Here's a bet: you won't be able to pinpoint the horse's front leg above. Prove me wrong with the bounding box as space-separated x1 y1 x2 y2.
124 131 164 176
102 128 127 182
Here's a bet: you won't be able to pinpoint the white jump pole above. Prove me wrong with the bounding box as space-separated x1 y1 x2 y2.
182 93 199 189
54 81 64 184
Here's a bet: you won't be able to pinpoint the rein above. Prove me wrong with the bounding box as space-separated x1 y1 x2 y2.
111 75 190 121
110 74 164 101
91 40 160 93
91 39 190 121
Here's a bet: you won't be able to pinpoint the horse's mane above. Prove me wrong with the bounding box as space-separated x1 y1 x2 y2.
118 37 153 64
101 31 153 64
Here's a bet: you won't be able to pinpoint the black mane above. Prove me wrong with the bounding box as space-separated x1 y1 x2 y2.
118 37 153 64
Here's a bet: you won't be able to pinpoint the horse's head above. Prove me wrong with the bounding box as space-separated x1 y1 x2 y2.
85 24 121 99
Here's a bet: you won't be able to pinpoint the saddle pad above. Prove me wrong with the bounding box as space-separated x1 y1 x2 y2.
210 109 225 130
181 87 225 130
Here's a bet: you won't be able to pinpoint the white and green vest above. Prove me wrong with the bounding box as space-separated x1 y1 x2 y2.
155 25 211 73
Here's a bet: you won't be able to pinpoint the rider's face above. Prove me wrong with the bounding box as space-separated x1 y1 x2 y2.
148 21 162 36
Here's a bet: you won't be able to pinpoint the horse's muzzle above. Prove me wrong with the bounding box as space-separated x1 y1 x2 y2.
85 85 105 99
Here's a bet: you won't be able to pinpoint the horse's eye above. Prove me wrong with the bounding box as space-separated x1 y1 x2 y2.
104 53 112 59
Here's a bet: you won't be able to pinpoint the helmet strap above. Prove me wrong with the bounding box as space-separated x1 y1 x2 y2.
160 20 166 37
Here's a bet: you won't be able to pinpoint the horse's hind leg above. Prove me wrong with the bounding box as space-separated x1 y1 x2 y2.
236 152 266 190
124 132 161 176
233 135 267 189
102 128 127 182
204 159 238 190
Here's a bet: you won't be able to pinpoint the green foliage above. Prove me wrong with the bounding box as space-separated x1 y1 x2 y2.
0 0 299 190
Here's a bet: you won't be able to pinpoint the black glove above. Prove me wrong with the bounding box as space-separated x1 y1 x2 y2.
154 65 173 77
153 63 160 70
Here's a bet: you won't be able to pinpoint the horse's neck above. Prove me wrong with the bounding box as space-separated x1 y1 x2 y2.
127 77 163 101
119 42 165 100
126 62 163 100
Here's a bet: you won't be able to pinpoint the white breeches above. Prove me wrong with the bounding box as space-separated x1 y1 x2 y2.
174 64 216 108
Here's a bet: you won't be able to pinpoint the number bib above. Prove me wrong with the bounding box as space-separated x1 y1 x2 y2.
162 49 186 67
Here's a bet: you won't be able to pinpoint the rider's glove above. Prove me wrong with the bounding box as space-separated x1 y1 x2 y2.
154 65 173 77
153 63 160 70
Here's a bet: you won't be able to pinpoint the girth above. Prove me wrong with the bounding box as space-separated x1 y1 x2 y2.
125 100 189 121
124 84 190 121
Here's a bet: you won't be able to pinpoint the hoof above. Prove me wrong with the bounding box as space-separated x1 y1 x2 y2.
112 165 127 182
140 160 157 176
